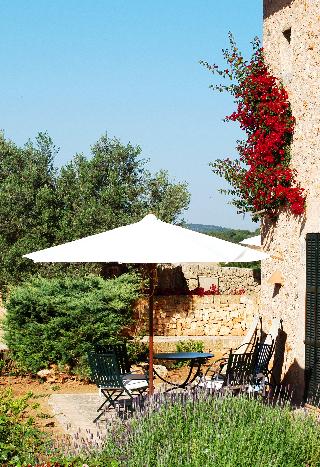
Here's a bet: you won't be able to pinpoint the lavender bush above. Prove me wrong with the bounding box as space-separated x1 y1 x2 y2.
6 389 320 466
95 389 320 467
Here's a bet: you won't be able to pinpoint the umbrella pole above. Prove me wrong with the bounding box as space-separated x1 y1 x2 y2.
148 263 156 395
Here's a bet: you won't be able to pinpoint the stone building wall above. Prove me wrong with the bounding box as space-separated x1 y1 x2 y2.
262 0 320 395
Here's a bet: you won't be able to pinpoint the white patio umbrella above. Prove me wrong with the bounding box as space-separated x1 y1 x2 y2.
240 235 261 247
24 214 268 393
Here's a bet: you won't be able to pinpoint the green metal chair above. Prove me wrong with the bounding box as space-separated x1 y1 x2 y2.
94 343 131 374
88 351 148 423
94 342 148 382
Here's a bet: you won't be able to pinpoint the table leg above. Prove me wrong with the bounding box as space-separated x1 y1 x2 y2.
153 360 203 390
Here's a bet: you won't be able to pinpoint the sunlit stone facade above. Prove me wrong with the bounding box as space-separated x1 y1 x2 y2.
262 0 320 396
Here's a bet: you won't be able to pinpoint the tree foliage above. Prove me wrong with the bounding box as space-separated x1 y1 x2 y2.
0 132 59 286
0 132 190 287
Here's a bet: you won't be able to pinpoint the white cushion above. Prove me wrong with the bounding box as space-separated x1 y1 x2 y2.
198 378 224 390
123 379 148 391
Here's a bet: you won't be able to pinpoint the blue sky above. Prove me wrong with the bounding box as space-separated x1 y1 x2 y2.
0 1 262 229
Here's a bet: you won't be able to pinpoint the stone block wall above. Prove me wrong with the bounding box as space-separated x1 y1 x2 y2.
140 335 244 355
157 264 261 295
130 294 260 355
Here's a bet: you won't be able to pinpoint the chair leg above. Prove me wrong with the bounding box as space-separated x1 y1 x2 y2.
124 387 135 405
94 389 125 423
94 409 106 423
104 389 124 409
97 389 115 411
94 386 139 423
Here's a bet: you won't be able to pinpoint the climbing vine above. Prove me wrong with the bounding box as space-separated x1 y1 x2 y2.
201 34 305 221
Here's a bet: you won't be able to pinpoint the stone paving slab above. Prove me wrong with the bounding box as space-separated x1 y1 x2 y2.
48 381 171 443
48 386 168 440
48 393 114 437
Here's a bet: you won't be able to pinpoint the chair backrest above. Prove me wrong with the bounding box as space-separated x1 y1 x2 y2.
225 351 257 386
234 316 261 355
94 343 131 374
253 342 274 376
88 351 124 388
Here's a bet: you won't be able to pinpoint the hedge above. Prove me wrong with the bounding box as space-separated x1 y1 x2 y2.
4 273 141 374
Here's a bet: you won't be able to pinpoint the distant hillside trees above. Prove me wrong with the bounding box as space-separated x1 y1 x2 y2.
207 228 261 269
0 132 190 287
187 225 260 269
188 224 259 245
206 228 260 245
187 223 230 234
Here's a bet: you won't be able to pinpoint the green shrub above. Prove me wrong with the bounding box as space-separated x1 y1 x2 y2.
99 392 320 466
126 339 149 364
0 389 45 466
4 273 141 374
174 339 204 367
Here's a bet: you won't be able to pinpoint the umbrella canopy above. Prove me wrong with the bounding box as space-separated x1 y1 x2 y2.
23 214 268 394
24 214 267 263
240 234 261 247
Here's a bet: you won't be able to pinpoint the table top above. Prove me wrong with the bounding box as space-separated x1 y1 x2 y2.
154 352 213 360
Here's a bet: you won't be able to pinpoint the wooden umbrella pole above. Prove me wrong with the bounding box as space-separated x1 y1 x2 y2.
148 263 157 395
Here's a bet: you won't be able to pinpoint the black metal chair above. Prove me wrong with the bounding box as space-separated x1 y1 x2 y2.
199 340 275 392
225 351 258 386
233 320 260 355
252 341 275 389
88 351 148 423
208 317 261 379
199 350 258 390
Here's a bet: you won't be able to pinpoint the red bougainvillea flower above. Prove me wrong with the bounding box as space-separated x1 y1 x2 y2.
201 33 305 220
189 284 220 296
